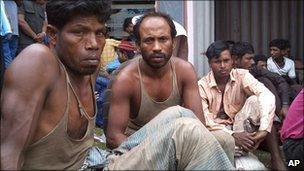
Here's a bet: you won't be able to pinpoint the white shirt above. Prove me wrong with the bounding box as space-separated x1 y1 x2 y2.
267 57 296 79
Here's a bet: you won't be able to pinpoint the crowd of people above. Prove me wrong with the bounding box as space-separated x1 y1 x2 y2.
1 0 303 170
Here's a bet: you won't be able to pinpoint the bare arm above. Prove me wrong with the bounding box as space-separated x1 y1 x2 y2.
18 13 38 41
0 45 57 170
36 20 48 42
106 72 133 149
180 61 205 125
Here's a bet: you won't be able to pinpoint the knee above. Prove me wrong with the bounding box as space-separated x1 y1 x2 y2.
173 118 216 145
174 118 207 137
159 106 197 120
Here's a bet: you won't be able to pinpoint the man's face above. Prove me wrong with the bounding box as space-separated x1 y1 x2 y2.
138 16 174 69
209 50 233 79
55 15 106 75
256 61 267 70
236 53 255 70
270 46 283 59
126 23 134 34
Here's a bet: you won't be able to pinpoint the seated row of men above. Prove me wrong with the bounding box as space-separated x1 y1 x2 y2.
1 1 302 170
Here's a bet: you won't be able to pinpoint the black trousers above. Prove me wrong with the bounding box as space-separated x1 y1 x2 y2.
283 138 304 171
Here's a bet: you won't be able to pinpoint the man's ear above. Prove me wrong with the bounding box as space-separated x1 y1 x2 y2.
46 25 59 46
173 37 177 49
135 42 141 53
233 55 240 66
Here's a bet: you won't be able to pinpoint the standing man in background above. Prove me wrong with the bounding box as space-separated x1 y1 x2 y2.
17 0 47 54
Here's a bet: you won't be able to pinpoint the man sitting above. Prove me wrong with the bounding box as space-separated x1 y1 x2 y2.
198 40 275 170
267 38 296 85
254 54 267 70
101 12 234 170
232 41 288 170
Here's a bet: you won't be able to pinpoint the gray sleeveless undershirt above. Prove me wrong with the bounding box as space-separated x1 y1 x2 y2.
125 58 181 136
22 61 96 170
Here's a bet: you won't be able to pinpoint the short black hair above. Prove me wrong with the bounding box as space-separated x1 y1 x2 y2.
46 0 112 30
225 40 235 51
231 41 255 60
205 40 229 61
284 39 291 49
269 38 287 50
133 12 176 45
254 54 267 64
123 17 133 31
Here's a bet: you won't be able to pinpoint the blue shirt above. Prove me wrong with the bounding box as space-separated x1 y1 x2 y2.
4 0 18 35
0 0 12 36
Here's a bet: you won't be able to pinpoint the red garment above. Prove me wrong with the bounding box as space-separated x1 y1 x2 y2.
280 89 304 141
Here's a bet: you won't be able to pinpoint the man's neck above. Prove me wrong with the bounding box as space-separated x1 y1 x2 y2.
140 60 171 79
66 69 91 89
215 75 230 87
52 49 92 88
273 56 284 64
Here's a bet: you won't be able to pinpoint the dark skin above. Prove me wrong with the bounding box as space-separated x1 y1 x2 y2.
18 0 48 43
270 47 285 68
209 50 267 152
235 53 290 117
235 53 287 170
106 16 205 149
1 15 106 170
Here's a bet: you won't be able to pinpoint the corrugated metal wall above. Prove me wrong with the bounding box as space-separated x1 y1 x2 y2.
215 0 303 61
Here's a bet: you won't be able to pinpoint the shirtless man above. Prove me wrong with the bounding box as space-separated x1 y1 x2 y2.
1 1 111 170
103 12 234 170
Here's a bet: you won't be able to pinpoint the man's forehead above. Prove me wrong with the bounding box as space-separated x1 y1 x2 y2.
65 15 105 27
141 16 169 27
270 46 280 50
243 53 254 58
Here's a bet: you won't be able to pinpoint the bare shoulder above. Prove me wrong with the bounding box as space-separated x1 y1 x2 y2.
111 59 139 94
5 44 60 89
171 57 197 80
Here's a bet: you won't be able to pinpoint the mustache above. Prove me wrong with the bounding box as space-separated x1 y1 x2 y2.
150 53 166 58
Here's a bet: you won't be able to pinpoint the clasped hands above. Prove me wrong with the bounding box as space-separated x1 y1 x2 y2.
33 32 46 43
232 131 268 152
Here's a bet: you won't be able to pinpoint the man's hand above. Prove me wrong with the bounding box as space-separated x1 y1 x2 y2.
232 132 256 152
34 32 46 43
252 130 268 150
280 105 289 119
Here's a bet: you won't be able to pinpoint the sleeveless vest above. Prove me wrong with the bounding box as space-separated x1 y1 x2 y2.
22 61 96 170
125 58 181 136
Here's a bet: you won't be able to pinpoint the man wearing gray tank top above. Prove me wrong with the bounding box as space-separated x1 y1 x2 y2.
104 12 235 170
1 1 111 170
1 2 234 169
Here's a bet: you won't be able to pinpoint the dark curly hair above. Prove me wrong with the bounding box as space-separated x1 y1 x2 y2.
46 0 112 30
205 40 230 61
231 41 254 60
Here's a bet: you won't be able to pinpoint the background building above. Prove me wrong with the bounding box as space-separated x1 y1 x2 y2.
111 0 303 78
